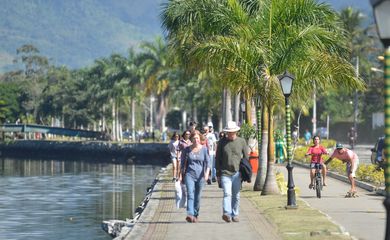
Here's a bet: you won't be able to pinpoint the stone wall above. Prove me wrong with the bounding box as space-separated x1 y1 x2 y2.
0 140 170 165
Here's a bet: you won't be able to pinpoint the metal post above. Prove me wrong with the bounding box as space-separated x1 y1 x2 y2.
285 97 297 208
253 102 262 191
384 46 390 240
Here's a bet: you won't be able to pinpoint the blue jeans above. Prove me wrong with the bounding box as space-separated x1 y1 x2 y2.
185 175 205 217
221 171 241 217
210 155 216 179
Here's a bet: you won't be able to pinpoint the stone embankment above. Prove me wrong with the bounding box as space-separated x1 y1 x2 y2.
0 140 170 165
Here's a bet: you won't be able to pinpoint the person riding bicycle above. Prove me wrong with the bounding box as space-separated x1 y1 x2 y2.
305 135 328 189
325 143 359 194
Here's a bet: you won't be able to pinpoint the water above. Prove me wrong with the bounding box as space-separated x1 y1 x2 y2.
0 158 162 240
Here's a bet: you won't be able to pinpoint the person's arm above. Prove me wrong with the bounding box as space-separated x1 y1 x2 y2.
305 147 312 157
204 147 211 180
215 140 222 178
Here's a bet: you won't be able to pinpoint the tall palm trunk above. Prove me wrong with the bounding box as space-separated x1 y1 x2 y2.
225 88 232 125
234 93 240 123
254 107 268 191
261 105 280 195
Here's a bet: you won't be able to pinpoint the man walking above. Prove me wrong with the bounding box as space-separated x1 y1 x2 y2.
216 121 248 223
203 125 217 184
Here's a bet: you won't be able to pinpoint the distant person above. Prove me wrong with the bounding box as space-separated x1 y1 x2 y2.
216 121 248 223
179 130 192 151
304 129 312 145
188 121 197 132
180 130 210 223
325 143 359 194
292 126 298 145
203 125 217 184
305 135 328 188
274 130 286 164
168 132 181 182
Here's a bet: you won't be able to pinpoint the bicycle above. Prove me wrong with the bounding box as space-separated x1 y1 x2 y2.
313 163 323 198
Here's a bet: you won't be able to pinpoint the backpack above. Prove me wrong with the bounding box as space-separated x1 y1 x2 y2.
240 158 252 183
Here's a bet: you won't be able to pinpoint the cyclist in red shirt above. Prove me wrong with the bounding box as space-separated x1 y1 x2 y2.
305 135 328 189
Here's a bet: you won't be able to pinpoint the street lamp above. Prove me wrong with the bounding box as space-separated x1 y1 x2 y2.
253 94 264 191
370 0 390 238
278 70 297 209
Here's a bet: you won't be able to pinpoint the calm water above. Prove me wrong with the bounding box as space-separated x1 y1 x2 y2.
0 157 162 240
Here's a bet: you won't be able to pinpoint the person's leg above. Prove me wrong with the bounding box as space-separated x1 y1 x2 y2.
176 159 181 181
322 164 327 186
211 155 216 181
221 175 232 221
185 175 195 218
309 163 315 188
193 178 205 219
172 158 177 181
231 171 241 219
346 163 355 192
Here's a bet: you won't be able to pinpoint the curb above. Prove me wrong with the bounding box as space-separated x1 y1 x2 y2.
292 161 385 196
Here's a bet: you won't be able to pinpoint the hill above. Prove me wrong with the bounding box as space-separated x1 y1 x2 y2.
0 0 164 72
0 0 373 73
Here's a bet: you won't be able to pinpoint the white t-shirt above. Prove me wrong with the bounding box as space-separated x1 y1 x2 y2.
205 132 217 155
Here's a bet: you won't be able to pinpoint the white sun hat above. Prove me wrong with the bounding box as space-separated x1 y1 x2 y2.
223 121 240 132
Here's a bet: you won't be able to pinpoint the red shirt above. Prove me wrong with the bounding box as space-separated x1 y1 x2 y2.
306 145 327 163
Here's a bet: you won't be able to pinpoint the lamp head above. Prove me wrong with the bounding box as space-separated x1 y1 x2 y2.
278 71 295 98
371 0 390 47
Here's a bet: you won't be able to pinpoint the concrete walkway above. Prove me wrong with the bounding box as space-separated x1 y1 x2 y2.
276 164 386 240
122 161 386 240
124 170 281 240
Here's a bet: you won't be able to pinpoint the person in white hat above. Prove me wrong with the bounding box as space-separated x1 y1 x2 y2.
216 121 248 223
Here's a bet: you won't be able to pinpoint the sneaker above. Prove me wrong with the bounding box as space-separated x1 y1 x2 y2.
222 214 231 223
232 217 239 222
207 179 212 185
212 177 217 183
323 182 327 186
172 177 177 182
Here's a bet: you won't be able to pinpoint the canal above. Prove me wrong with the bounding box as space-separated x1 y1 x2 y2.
0 157 163 240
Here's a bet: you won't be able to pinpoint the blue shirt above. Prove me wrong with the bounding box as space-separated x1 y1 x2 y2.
181 146 210 181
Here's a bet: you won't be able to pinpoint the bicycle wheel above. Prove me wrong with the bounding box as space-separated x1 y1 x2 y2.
315 174 322 198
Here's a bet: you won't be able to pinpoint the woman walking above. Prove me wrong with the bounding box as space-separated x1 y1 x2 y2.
180 130 211 223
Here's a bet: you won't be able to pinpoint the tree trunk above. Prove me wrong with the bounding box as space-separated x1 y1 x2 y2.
234 92 240 124
225 88 232 124
254 107 268 191
261 105 280 195
112 98 116 141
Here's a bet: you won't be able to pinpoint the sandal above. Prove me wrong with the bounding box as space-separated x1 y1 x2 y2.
308 183 314 189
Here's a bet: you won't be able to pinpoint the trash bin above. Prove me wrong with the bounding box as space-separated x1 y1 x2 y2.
248 151 258 173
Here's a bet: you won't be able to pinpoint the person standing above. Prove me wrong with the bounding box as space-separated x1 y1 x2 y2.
168 132 181 182
305 135 328 188
304 129 312 145
325 143 359 194
204 125 217 184
180 130 211 223
216 121 248 223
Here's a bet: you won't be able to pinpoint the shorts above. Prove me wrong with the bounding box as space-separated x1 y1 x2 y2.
171 156 179 163
310 163 323 169
346 158 359 178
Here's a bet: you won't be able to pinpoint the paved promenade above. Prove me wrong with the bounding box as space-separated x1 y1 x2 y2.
123 157 386 240
124 170 281 240
276 164 385 240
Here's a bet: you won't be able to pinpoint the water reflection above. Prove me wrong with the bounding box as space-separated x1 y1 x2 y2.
0 158 161 240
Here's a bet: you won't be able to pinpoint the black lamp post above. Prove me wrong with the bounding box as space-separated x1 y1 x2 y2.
370 0 390 238
278 71 297 209
253 94 263 191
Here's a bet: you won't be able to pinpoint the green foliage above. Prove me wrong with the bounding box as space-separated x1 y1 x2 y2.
239 123 256 141
0 82 22 123
166 110 181 130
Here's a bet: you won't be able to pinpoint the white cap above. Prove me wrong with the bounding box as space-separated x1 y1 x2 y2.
207 121 213 127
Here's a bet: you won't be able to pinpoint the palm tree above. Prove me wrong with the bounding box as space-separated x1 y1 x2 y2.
162 0 365 195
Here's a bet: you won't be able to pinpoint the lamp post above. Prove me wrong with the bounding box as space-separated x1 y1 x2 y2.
278 71 297 209
253 94 263 191
370 0 390 238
